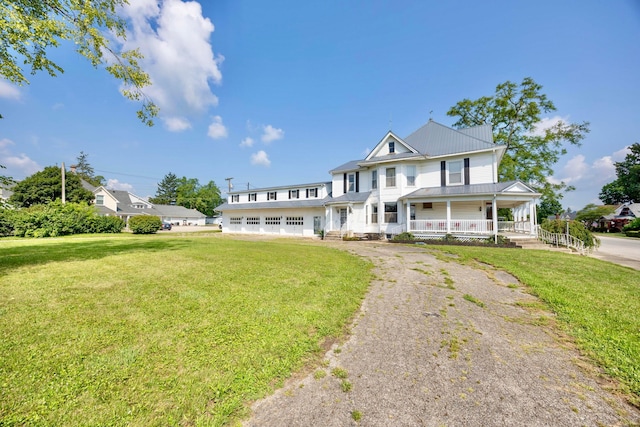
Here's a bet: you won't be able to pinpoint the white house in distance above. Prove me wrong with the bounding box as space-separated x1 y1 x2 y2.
217 120 540 240
93 186 207 226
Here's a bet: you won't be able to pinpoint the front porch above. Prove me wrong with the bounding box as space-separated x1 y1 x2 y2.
407 219 534 236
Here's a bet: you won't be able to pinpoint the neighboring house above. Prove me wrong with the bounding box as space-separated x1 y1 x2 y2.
93 187 206 226
218 120 540 239
598 202 639 231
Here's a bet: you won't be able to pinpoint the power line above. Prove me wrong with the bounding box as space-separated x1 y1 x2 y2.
93 169 161 181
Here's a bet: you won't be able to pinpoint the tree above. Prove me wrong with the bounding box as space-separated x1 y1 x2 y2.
1 0 157 125
149 172 179 205
73 151 105 187
536 194 563 223
575 203 616 226
447 77 590 200
599 143 640 205
8 165 94 208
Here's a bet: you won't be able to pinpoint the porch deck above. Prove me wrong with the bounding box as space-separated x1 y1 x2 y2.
405 220 535 237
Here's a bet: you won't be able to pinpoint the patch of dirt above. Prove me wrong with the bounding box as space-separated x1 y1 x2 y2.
244 241 640 426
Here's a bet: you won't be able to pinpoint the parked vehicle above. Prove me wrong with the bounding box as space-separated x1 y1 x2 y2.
160 222 172 230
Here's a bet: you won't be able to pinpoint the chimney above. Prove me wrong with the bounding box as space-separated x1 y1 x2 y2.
70 164 77 174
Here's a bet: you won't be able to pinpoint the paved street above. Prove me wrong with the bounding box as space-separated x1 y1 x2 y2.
590 235 640 270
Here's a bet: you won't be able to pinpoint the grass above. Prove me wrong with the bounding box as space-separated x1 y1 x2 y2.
0 235 372 426
425 245 640 404
462 294 485 308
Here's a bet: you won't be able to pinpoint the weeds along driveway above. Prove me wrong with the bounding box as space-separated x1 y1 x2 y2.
245 241 640 427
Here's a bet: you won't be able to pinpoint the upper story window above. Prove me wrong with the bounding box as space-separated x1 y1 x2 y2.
231 194 239 202
371 170 378 189
96 194 104 205
307 188 318 198
267 191 277 201
406 165 416 186
289 189 299 199
248 193 257 202
132 203 146 209
386 167 396 187
449 161 463 185
389 141 395 154
348 173 356 192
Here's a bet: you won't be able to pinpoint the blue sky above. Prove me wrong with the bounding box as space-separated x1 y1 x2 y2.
1 0 639 211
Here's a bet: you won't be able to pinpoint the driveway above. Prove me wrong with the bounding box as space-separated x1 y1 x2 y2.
591 235 640 270
245 241 639 426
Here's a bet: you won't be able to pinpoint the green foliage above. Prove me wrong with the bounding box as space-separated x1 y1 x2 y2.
600 143 640 205
540 219 600 249
9 201 123 237
0 0 157 125
149 172 179 205
128 215 161 234
150 173 223 217
0 237 371 425
392 232 415 241
625 231 640 238
536 194 563 223
0 208 15 236
575 203 616 225
73 151 105 187
8 165 94 208
623 218 640 232
447 77 590 200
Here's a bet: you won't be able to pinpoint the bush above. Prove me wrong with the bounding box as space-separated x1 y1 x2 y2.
128 215 162 234
623 218 640 232
392 232 415 241
541 219 600 249
0 208 15 236
93 215 126 233
625 230 640 238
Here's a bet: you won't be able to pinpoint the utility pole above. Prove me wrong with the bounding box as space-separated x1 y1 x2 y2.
225 177 233 193
61 162 66 204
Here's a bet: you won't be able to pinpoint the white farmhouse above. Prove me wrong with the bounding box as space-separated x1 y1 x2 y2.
217 120 540 240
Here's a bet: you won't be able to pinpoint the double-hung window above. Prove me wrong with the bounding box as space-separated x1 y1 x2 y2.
386 168 396 187
231 194 239 202
348 173 356 192
289 189 299 199
406 165 416 186
449 161 462 185
96 195 104 205
384 202 398 223
248 193 257 202
371 170 378 189
267 191 277 201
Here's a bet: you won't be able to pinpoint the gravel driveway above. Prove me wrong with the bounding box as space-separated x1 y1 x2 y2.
244 241 639 426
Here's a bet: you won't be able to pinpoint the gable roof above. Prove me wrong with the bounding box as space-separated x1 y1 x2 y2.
403 120 501 157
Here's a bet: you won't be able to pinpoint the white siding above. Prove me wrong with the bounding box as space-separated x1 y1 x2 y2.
222 208 325 237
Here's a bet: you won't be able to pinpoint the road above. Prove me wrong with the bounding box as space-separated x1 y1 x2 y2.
590 235 640 270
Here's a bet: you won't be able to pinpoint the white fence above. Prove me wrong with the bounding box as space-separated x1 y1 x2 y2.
537 227 588 254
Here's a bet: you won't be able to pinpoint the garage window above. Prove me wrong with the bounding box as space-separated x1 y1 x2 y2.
230 217 242 225
246 217 260 225
286 217 304 225
265 217 281 225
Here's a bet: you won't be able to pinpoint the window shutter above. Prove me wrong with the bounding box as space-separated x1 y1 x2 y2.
306 189 309 198
464 158 470 185
315 188 318 198
343 173 347 193
355 171 360 193
440 161 446 187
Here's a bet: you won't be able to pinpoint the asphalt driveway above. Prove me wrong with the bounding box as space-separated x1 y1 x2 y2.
590 235 640 270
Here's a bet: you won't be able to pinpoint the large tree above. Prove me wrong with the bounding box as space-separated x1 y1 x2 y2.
149 172 179 205
73 151 105 187
575 203 616 226
599 143 640 205
447 77 590 200
8 166 94 208
0 0 157 125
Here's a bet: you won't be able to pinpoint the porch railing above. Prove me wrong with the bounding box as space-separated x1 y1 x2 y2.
409 219 493 234
537 226 588 254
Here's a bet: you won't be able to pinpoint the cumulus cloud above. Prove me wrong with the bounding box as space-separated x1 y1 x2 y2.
164 116 192 131
107 179 134 192
261 125 284 143
550 145 632 189
251 150 271 167
0 81 21 100
0 138 41 177
119 0 223 121
207 115 228 139
240 137 254 148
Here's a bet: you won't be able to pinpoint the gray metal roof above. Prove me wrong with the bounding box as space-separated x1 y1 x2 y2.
329 160 363 174
358 152 423 166
152 204 206 218
217 196 331 211
324 191 372 205
401 181 539 199
403 120 501 157
228 181 330 195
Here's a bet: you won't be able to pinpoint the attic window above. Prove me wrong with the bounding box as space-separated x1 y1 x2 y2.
389 141 395 154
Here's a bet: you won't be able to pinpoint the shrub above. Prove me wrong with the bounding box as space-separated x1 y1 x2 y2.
0 208 15 236
625 230 640 238
392 232 415 241
541 219 600 249
128 215 162 234
623 218 640 232
94 215 126 233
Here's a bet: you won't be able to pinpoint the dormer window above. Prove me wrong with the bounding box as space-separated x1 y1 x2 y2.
288 189 299 199
389 141 395 154
231 194 239 202
248 193 257 202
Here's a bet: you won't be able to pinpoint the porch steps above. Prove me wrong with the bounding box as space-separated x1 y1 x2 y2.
503 235 573 252
323 231 343 241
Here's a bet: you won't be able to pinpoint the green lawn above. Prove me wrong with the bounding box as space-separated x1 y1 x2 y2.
0 235 372 426
426 245 640 405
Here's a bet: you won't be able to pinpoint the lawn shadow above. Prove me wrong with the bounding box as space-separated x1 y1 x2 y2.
0 237 189 274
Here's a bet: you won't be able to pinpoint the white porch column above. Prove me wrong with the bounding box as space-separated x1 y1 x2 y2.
446 201 451 233
406 201 411 232
492 195 498 243
529 202 536 235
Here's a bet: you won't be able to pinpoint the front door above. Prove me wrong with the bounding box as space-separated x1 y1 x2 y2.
339 208 347 228
313 216 322 235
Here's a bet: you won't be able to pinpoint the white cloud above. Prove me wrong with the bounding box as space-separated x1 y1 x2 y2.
0 138 41 177
119 0 223 118
0 81 21 100
207 115 228 139
261 125 284 143
530 115 568 137
240 137 254 148
164 116 192 131
106 179 134 192
251 150 271 167
612 146 631 161
550 144 632 189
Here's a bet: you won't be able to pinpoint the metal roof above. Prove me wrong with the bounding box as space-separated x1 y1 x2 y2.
403 120 501 157
324 191 372 205
401 181 539 199
329 160 363 174
228 181 330 195
217 196 331 211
